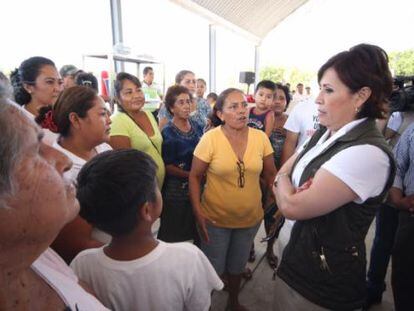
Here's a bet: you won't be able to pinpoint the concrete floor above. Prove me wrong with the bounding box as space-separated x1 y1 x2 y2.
210 221 395 311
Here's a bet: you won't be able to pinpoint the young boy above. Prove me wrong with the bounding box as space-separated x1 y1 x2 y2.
70 149 223 311
206 92 218 109
247 80 276 137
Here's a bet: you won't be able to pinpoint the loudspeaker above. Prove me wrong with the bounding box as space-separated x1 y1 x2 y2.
239 71 255 84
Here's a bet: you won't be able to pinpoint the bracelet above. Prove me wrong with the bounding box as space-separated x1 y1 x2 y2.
273 173 290 188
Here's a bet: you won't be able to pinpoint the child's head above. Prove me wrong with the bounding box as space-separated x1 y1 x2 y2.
206 92 218 107
254 80 276 111
196 78 206 98
76 149 161 237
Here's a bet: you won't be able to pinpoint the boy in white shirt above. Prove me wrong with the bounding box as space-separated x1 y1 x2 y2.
71 149 223 311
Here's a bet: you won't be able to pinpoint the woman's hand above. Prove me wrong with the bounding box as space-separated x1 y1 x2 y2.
296 178 313 193
195 211 215 243
189 156 211 242
396 194 414 212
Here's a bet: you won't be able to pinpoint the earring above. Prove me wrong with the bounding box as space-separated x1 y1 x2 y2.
355 107 360 113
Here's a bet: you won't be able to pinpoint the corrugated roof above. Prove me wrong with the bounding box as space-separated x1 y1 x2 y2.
170 0 309 43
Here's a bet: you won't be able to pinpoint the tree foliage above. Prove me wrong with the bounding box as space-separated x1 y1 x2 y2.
260 66 315 87
389 50 414 76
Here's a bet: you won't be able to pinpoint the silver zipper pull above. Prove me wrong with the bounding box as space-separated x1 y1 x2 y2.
350 246 359 257
319 247 332 274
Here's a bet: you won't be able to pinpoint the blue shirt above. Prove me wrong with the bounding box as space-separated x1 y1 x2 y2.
161 120 203 174
393 123 414 195
158 98 211 129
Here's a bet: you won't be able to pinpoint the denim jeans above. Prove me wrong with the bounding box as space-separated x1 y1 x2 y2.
200 222 260 275
366 203 399 298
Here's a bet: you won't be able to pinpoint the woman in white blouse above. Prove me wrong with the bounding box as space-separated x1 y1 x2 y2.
37 86 112 263
272 44 396 310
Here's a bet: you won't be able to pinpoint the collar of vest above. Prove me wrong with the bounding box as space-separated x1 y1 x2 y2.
314 119 381 144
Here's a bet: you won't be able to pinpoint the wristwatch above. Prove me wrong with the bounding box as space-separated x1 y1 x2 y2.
273 173 290 188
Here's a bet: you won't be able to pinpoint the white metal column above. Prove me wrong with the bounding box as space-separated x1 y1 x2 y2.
254 45 260 89
209 24 217 93
110 0 124 72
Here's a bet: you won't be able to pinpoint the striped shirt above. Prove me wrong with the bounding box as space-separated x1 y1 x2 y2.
393 122 414 195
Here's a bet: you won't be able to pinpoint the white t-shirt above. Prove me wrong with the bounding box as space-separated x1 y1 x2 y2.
32 248 109 311
142 81 162 110
52 142 112 182
276 118 391 257
71 241 223 311
387 111 403 132
284 101 319 150
286 92 308 114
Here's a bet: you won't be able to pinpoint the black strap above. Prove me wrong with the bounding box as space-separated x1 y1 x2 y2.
123 111 161 156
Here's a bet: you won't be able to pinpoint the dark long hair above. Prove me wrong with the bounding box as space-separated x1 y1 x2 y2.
10 56 55 106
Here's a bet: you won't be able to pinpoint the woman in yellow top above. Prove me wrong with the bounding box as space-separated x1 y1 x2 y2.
109 72 165 188
189 88 276 311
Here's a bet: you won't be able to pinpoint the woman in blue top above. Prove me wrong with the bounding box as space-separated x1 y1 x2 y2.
158 85 203 243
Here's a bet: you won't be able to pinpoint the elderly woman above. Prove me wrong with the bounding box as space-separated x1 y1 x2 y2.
189 88 276 311
36 86 112 263
10 56 63 145
157 85 203 243
0 90 107 309
272 44 396 310
109 72 165 188
158 70 211 130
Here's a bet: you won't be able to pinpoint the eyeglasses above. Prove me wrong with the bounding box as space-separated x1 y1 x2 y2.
237 161 245 188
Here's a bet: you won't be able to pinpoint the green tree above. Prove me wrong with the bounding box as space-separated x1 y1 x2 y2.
287 68 314 88
260 66 285 82
260 66 315 87
389 50 414 76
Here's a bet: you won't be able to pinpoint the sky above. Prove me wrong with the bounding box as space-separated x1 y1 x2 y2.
261 0 414 72
1 0 414 93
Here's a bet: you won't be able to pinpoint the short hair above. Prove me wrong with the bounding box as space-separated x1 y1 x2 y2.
36 86 97 137
76 149 158 237
0 71 13 100
59 64 78 78
75 72 98 92
143 66 153 76
164 85 192 115
175 70 194 84
275 83 291 106
206 92 218 101
196 78 206 86
209 88 244 126
0 101 27 202
318 43 393 119
10 56 56 106
114 72 141 113
114 72 141 98
255 80 276 94
296 83 303 87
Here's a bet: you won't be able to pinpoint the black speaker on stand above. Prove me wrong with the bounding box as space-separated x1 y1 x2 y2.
239 71 255 95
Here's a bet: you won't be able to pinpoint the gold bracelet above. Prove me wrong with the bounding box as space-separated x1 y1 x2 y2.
273 173 290 188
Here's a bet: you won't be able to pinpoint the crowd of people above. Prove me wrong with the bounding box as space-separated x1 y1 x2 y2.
0 43 413 311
